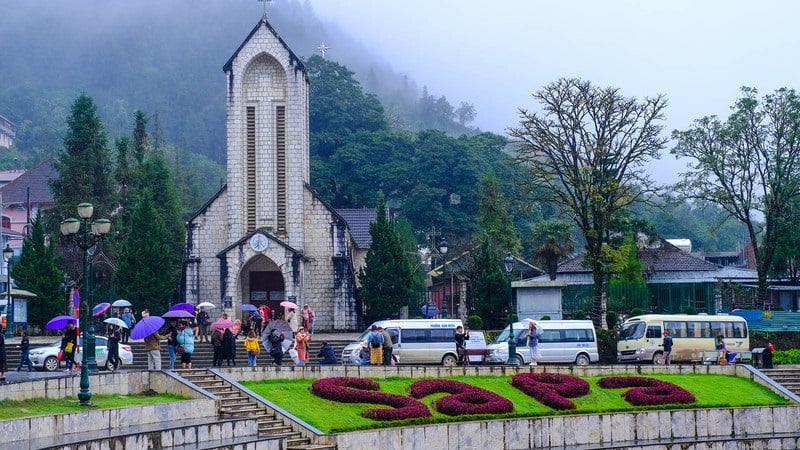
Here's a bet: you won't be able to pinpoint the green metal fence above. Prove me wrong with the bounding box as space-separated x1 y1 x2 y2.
562 282 717 315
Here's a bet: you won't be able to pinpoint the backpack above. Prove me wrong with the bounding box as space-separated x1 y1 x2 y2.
370 332 382 348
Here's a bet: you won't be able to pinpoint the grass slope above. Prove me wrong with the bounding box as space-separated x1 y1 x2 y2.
243 374 790 433
0 392 188 420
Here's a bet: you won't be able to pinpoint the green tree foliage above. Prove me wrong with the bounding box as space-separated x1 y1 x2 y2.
772 197 800 282
49 93 116 223
477 171 520 254
358 196 417 322
607 236 645 284
672 87 800 307
510 78 668 326
530 219 575 280
395 217 425 295
469 234 509 329
11 212 65 328
114 189 175 314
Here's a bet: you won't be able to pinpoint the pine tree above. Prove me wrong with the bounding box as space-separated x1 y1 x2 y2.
49 93 116 223
11 212 65 328
470 233 509 329
114 190 175 314
477 171 520 254
358 196 416 322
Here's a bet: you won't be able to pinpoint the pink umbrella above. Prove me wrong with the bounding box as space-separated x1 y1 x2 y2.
280 300 299 310
212 318 234 330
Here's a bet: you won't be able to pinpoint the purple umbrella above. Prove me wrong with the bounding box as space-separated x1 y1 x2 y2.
92 302 111 317
240 304 257 312
170 302 195 314
162 309 194 318
131 316 166 339
46 315 77 330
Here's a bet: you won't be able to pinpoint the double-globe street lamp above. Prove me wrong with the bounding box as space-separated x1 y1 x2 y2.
3 244 13 338
60 203 111 406
504 252 518 366
437 239 452 318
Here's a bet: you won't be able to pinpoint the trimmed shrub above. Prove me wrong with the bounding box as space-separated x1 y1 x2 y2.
511 372 590 410
606 311 618 329
409 379 513 416
599 376 695 406
311 377 431 421
467 315 484 330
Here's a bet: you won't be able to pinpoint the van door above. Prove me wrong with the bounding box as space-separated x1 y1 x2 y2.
399 328 426 363
538 329 563 362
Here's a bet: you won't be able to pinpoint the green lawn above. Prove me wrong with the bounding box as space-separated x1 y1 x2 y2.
0 392 189 420
243 374 791 433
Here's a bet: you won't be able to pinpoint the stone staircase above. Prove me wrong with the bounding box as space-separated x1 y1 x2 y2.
176 368 336 450
760 367 800 395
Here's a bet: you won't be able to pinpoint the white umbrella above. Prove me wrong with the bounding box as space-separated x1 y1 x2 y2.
112 299 132 307
104 317 128 328
521 318 541 329
197 302 216 309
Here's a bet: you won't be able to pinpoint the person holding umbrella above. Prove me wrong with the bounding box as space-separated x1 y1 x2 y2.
107 325 121 372
143 327 167 371
176 320 194 369
120 308 135 343
61 321 78 373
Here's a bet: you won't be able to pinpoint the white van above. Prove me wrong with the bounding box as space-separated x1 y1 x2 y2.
342 319 464 366
485 320 599 365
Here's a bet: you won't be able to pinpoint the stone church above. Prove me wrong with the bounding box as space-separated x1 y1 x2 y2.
181 15 373 331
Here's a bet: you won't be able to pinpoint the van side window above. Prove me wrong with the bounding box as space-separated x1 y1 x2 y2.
387 328 399 344
646 325 661 339
430 329 454 343
402 329 426 343
665 321 686 338
539 330 560 343
731 322 745 338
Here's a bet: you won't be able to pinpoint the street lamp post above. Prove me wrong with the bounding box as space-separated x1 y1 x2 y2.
60 203 111 406
3 245 13 338
504 252 518 366
438 239 449 318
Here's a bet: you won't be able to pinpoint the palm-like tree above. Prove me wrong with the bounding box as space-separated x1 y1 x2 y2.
530 220 574 280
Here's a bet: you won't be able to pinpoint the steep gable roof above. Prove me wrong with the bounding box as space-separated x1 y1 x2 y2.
336 208 377 249
222 15 305 74
0 158 57 204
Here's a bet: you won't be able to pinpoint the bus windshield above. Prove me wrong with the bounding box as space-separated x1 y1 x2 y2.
619 321 645 340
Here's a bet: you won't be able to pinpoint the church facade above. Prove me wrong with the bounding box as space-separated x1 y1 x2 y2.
181 16 366 331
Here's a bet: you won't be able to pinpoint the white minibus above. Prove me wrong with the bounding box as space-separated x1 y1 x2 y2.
617 314 749 364
485 320 599 365
341 319 464 366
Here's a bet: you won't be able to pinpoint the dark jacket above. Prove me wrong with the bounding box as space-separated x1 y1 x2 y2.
318 343 337 364
267 333 284 353
223 329 236 359
211 329 224 348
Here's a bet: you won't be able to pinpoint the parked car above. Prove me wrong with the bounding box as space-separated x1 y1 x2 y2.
28 336 134 371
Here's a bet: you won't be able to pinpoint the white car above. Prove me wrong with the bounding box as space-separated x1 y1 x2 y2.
28 336 134 371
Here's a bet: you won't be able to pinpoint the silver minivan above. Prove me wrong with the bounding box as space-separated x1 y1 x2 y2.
342 319 464 366
485 320 599 365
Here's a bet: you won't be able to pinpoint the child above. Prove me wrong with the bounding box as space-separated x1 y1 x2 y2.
244 330 260 367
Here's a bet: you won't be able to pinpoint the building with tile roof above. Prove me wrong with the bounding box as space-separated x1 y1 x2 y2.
515 240 758 318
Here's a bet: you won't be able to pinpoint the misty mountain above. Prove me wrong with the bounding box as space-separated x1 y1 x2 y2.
0 0 476 168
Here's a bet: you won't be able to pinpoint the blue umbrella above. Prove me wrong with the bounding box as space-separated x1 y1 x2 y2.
46 315 77 330
421 304 440 318
170 302 195 314
162 309 194 319
240 304 257 312
131 316 166 339
92 302 111 317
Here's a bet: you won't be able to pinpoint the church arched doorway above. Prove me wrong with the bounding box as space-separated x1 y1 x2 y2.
240 255 285 321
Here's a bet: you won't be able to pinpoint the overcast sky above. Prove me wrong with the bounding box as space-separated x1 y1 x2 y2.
307 0 800 182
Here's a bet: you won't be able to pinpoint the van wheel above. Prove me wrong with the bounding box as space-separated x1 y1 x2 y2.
442 354 458 366
575 354 590 365
652 352 664 365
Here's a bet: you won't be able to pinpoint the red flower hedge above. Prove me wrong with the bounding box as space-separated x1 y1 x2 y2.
409 379 513 416
598 376 696 406
511 372 590 410
311 377 431 421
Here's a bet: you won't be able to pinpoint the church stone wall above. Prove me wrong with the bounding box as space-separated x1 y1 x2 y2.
186 191 229 308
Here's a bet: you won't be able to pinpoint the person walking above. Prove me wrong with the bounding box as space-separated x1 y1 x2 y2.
165 318 179 370
211 327 224 367
144 327 167 370
379 326 393 366
244 330 260 366
17 329 32 371
267 328 285 366
455 326 469 366
107 325 121 372
196 306 211 343
662 330 673 365
176 320 195 369
250 309 263 338
0 328 7 383
294 326 310 366
525 321 541 366
61 321 78 373
120 308 135 343
223 328 237 366
286 308 299 333
301 304 313 331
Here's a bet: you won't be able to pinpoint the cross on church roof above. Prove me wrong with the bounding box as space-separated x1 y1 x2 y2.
317 42 330 58
258 0 272 17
